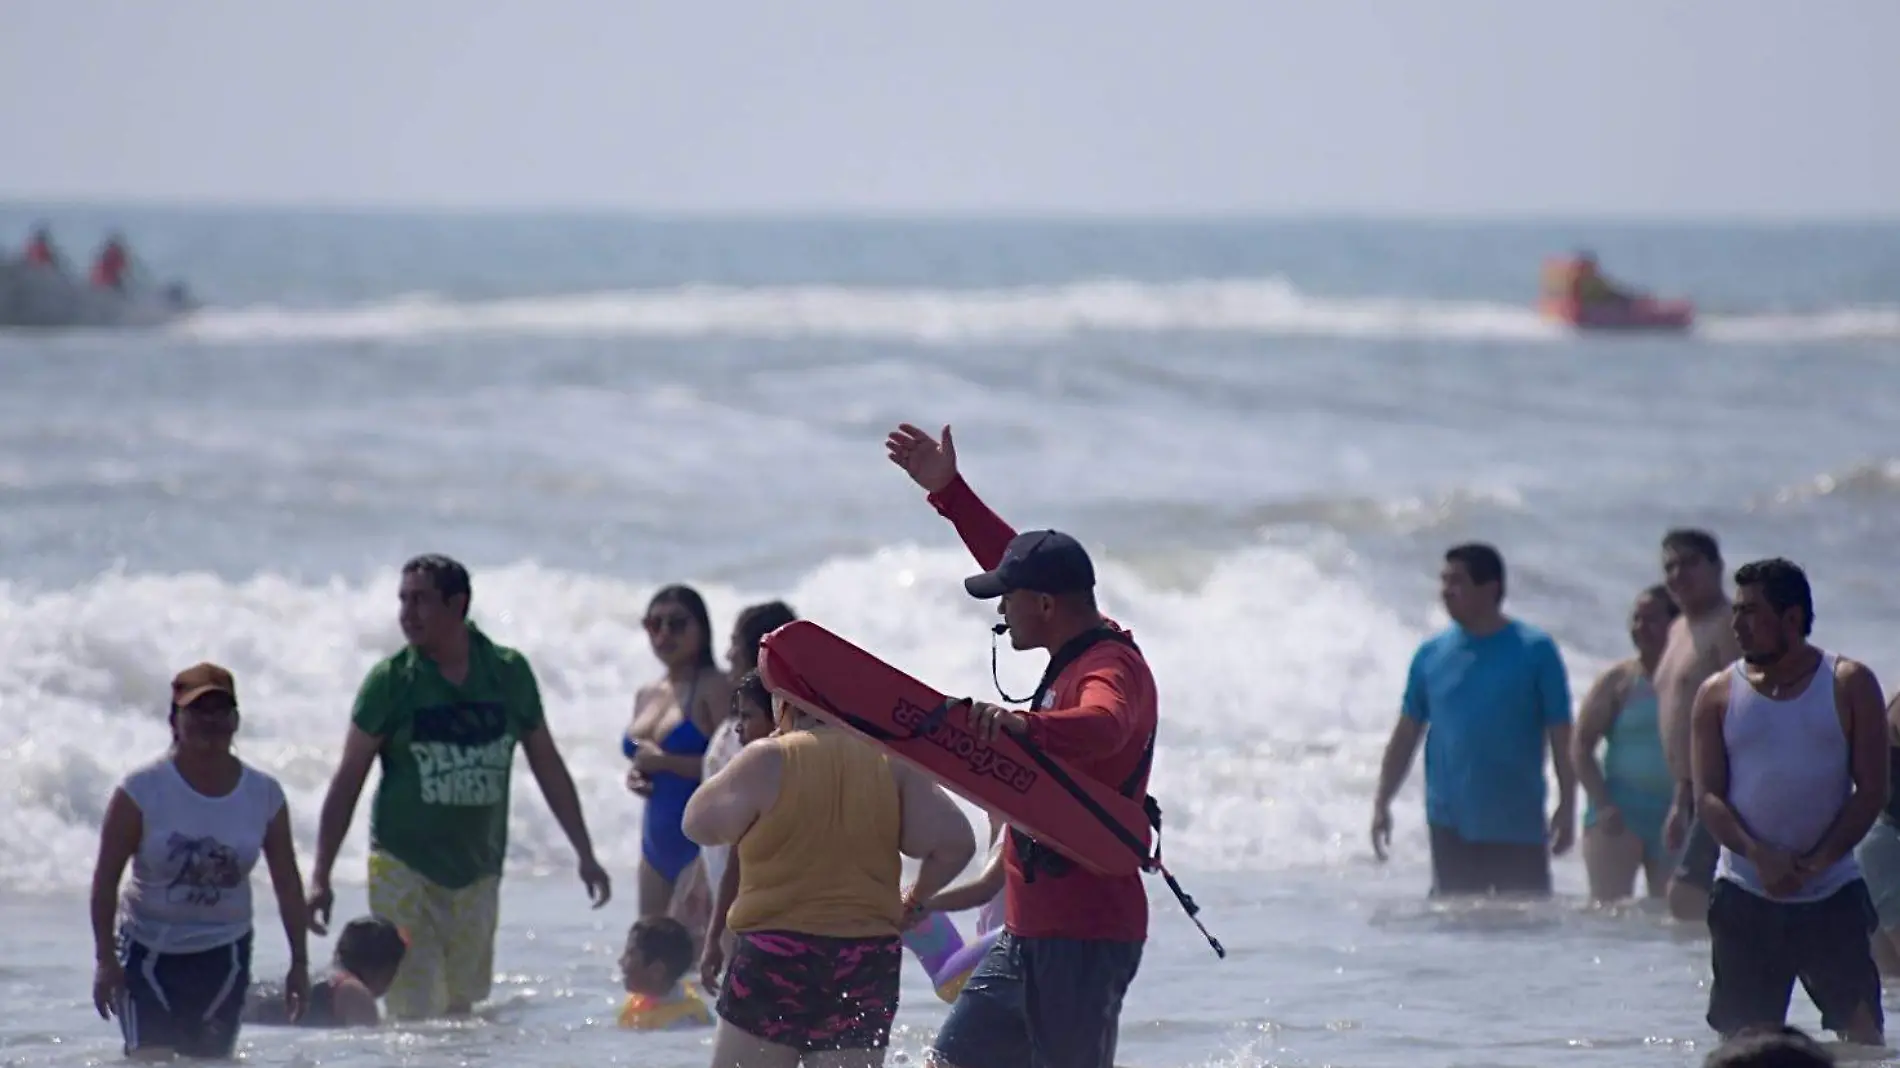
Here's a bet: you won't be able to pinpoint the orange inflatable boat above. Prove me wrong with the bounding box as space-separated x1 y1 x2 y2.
1539 257 1695 332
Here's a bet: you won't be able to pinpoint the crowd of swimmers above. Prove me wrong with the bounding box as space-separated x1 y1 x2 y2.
83 419 1892 1065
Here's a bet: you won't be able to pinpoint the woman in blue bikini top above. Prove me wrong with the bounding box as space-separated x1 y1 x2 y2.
625 584 732 919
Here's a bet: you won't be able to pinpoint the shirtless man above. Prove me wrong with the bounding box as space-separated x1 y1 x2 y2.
1654 528 1743 923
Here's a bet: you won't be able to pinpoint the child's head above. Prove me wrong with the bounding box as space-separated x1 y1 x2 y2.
732 671 775 745
620 916 695 997
334 915 408 996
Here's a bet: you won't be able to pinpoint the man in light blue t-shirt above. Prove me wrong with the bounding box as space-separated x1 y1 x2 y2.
1370 542 1578 896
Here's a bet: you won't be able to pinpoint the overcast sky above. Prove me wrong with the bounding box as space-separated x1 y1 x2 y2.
2 0 1893 217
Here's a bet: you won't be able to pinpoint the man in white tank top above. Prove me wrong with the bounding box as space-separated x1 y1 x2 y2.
1688 558 1887 1045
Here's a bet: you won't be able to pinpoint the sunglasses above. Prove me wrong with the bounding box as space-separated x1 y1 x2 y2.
644 614 692 635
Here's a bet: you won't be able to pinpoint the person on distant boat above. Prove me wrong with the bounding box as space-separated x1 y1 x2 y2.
22 224 63 270
1573 584 1681 902
1371 542 1578 897
1572 250 1637 308
91 233 132 290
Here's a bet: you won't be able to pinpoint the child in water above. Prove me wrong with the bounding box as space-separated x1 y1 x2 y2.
617 916 713 1031
242 915 407 1028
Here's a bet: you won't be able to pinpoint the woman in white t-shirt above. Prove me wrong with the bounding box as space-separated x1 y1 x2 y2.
88 662 312 1059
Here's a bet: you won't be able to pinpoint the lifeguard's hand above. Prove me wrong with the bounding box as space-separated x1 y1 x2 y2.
886 423 958 494
965 700 1027 742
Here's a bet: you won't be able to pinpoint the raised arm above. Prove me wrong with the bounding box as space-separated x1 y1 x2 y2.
886 423 1017 568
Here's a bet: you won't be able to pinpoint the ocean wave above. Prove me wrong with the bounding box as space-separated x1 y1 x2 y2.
166 278 1900 347
0 542 1575 894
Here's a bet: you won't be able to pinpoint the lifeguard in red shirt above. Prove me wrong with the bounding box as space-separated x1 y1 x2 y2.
887 421 1197 1068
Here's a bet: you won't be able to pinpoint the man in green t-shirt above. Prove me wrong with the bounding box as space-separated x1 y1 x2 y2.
305 554 612 1020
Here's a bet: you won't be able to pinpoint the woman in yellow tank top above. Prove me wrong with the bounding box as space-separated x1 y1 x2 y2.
683 695 975 1067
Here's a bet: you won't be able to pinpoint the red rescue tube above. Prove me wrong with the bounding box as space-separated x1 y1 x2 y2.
757 619 1152 877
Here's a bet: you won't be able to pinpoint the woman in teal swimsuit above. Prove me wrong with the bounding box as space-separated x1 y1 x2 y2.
1573 584 1681 903
625 585 731 920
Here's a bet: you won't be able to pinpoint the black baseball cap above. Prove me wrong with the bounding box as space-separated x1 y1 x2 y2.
964 530 1096 599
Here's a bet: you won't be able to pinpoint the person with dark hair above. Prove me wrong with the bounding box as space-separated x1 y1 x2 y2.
1372 542 1578 897
1655 527 1746 924
699 603 798 879
306 553 611 1021
1574 585 1682 902
1703 1026 1837 1068
726 600 798 680
89 664 311 1058
244 914 408 1028
698 669 785 989
887 422 1161 1068
1691 557 1887 1043
616 916 713 1031
624 583 732 920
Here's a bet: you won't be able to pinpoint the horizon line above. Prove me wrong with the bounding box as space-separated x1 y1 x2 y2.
2 194 1895 228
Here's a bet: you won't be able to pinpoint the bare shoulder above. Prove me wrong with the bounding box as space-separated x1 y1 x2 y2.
1689 609 1737 658
695 669 735 709
1833 656 1882 697
1693 667 1733 716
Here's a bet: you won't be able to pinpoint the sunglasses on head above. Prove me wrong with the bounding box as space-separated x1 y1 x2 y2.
644 614 691 635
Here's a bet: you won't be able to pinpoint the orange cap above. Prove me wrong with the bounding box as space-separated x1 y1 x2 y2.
171 662 237 708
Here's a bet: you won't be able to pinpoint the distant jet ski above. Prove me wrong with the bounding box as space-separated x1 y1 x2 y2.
0 258 199 330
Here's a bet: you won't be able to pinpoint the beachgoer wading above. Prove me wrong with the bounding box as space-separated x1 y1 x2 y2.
1655 528 1744 923
1691 558 1886 1043
89 663 311 1058
306 554 611 1020
1372 543 1578 896
888 421 1162 1068
685 690 975 1066
1574 584 1681 901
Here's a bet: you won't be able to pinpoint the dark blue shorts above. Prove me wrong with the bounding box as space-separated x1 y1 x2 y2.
118 931 253 1058
930 930 1143 1068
